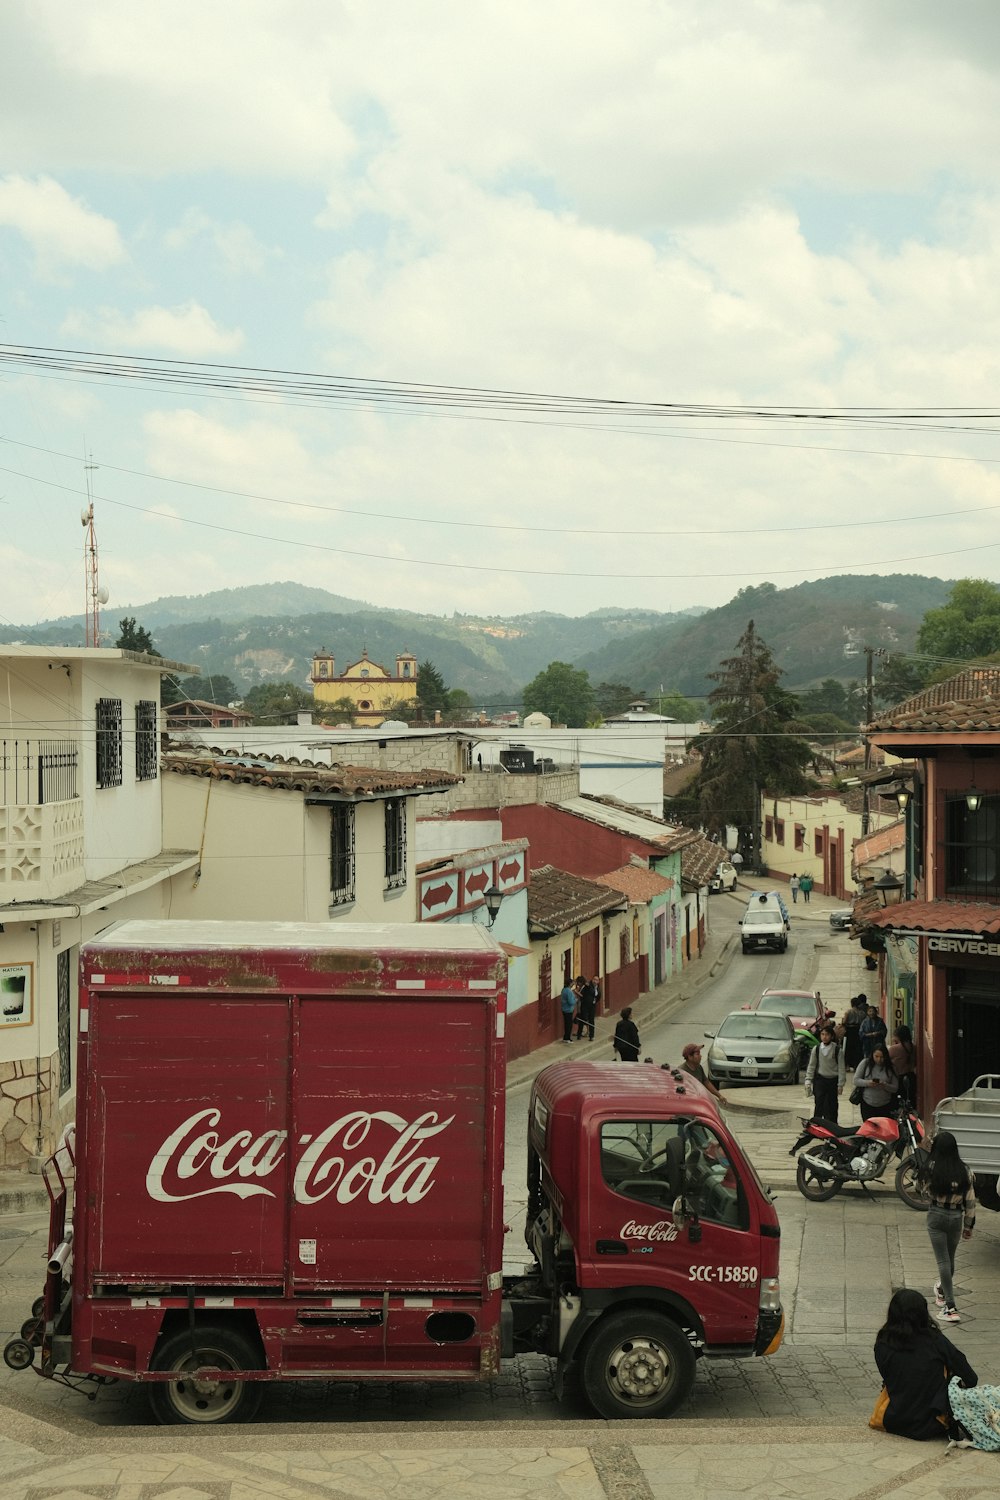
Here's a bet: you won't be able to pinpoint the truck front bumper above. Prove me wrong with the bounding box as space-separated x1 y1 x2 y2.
755 1308 784 1356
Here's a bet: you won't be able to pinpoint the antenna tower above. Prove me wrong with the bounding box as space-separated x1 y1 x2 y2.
81 456 109 646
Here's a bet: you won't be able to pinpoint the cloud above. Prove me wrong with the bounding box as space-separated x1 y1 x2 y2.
0 173 124 269
61 302 244 355
165 209 282 275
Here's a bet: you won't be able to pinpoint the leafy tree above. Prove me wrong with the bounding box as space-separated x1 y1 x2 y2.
115 616 158 654
695 621 812 865
873 653 928 711
242 682 316 722
314 696 356 725
654 690 704 721
178 673 240 706
594 681 640 718
797 678 864 722
917 578 1000 661
523 662 595 727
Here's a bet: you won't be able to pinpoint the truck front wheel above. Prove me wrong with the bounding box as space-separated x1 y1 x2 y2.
149 1324 264 1425
581 1311 695 1419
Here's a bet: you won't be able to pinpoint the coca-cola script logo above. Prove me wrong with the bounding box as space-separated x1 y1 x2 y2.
620 1218 680 1243
145 1108 454 1206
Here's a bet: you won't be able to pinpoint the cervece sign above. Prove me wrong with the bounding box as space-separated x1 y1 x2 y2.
928 935 1000 962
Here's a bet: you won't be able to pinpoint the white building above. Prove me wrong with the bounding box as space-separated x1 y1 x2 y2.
0 647 198 1168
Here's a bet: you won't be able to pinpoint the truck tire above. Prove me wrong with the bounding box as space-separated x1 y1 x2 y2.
148 1324 264 1426
795 1148 843 1202
581 1310 695 1419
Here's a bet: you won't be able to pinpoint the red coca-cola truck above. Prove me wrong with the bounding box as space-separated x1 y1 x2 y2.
4 920 783 1423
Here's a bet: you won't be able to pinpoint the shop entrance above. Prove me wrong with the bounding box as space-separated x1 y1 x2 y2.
949 968 1000 1096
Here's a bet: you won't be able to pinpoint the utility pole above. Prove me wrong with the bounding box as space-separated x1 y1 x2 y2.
860 646 881 837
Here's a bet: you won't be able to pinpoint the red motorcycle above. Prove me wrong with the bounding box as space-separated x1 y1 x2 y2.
790 1104 929 1209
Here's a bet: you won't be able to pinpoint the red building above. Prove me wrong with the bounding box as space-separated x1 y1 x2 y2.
863 668 1000 1109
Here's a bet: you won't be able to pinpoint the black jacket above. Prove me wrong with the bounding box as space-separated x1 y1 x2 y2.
613 1018 641 1061
874 1329 977 1440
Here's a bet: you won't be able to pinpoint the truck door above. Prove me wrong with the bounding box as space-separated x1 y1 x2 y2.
592 1117 762 1345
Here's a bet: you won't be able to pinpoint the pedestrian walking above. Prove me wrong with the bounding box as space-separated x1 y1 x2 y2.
925 1131 976 1325
613 1006 641 1061
873 1289 977 1440
860 1005 888 1059
805 1025 845 1122
853 1044 898 1121
574 974 598 1041
559 976 579 1043
798 872 813 903
680 1042 724 1103
790 873 800 904
889 1025 918 1107
837 1000 864 1071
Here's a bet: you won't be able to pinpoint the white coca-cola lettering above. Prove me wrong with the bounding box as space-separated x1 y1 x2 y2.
145 1107 453 1207
620 1218 680 1243
293 1110 453 1205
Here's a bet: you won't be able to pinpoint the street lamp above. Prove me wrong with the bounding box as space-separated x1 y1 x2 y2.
483 886 504 926
873 869 904 907
894 787 910 813
966 785 982 813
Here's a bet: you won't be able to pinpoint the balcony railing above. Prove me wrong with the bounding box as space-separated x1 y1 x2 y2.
0 740 79 807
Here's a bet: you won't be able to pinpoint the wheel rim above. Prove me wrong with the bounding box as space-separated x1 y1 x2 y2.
603 1335 673 1408
899 1161 930 1207
164 1346 245 1423
798 1152 838 1198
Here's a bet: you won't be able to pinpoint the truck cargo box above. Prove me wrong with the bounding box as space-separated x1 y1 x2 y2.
76 922 507 1297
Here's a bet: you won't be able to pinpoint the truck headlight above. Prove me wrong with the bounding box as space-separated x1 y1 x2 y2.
759 1277 780 1311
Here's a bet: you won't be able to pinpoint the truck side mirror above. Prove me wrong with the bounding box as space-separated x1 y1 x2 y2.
671 1196 688 1231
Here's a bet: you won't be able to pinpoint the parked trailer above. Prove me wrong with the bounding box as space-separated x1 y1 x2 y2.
4 920 784 1424
934 1075 1000 1206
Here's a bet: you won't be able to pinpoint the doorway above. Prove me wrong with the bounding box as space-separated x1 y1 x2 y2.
949 969 1000 1096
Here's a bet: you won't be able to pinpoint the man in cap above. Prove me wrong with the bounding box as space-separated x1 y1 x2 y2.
681 1042 724 1103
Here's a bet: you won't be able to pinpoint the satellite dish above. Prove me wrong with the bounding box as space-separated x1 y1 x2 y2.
81 507 91 526
97 586 109 604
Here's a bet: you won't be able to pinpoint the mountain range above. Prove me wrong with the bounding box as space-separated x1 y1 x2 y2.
4 573 954 702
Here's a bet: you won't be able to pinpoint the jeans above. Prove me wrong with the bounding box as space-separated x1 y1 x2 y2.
927 1206 963 1306
562 1009 575 1042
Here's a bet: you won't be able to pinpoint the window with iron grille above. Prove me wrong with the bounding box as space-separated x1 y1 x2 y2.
774 818 785 845
945 794 1000 899
135 700 158 782
57 949 72 1095
538 952 552 1032
95 698 123 788
330 803 356 905
794 824 805 851
384 798 406 889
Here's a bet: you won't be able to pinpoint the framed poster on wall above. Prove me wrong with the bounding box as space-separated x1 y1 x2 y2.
0 962 33 1028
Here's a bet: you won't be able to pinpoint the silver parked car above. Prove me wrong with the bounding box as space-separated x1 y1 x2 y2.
704 1011 798 1086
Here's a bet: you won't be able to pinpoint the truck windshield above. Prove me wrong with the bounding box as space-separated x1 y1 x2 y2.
743 912 779 927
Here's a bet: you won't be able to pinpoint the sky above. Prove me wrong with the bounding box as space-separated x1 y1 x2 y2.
3 1 1000 629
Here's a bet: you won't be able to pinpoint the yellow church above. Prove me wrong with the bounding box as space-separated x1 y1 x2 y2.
310 649 418 727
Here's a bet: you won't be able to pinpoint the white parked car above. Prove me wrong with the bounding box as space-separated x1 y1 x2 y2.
709 861 738 894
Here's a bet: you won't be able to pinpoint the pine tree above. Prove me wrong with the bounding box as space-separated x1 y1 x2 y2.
696 621 811 866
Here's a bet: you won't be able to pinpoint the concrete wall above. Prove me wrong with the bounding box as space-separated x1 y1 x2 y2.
163 774 418 923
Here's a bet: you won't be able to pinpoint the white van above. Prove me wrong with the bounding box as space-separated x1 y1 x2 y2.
740 904 788 954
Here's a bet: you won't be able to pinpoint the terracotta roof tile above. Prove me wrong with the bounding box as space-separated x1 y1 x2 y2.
527 865 626 935
163 750 461 797
865 899 1000 936
870 667 1000 732
595 865 675 903
853 821 906 867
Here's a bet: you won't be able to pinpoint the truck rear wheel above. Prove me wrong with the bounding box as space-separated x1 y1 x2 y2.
581 1310 695 1419
149 1324 264 1425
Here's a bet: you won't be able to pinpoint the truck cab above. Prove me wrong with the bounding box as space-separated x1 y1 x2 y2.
520 1061 783 1418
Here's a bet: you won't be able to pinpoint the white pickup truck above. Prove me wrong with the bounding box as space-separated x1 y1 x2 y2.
739 904 788 955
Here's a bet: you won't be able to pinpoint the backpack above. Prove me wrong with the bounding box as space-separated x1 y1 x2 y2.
948 1377 1000 1451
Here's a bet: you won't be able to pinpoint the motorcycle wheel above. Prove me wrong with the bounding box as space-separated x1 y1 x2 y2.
796 1146 843 1202
895 1156 931 1212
